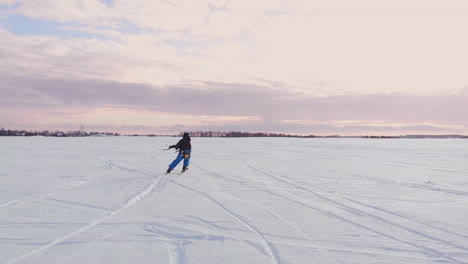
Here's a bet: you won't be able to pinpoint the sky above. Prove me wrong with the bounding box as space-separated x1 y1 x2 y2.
1 0 467 135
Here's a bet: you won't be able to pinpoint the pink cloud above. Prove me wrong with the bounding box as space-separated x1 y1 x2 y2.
1 74 467 134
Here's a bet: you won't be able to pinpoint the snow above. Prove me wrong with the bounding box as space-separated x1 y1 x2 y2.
1 136 468 264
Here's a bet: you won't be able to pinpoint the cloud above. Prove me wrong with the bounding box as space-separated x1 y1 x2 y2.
2 74 467 126
2 1 468 94
8 0 114 25
1 1 468 134
0 28 185 84
180 123 459 136
7 0 211 30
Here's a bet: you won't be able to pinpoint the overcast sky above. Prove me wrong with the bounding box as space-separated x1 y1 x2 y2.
1 0 467 135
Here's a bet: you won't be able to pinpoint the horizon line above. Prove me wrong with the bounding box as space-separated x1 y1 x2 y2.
1 128 467 138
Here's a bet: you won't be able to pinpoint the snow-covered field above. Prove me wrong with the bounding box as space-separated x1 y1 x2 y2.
1 136 468 264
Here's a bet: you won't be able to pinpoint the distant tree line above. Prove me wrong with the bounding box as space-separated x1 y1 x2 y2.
180 131 468 139
362 135 468 139
179 131 317 138
361 135 399 139
0 128 119 137
2 128 466 138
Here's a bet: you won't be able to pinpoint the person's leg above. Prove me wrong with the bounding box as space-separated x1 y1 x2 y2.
183 157 190 167
168 153 183 172
182 151 191 171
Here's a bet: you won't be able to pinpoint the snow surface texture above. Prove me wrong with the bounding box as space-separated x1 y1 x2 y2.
1 137 467 264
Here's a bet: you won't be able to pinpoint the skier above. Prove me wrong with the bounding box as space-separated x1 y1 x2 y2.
166 132 191 174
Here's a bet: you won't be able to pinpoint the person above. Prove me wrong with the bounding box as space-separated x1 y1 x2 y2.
166 132 191 173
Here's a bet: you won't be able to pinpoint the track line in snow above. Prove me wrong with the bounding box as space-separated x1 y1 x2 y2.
342 170 468 197
167 242 187 264
186 213 274 259
241 161 468 264
266 189 467 264
105 159 155 177
264 168 468 250
323 165 468 197
0 154 119 212
0 153 152 213
390 160 468 174
143 217 288 260
314 191 468 252
257 154 468 197
148 217 432 262
262 167 468 240
193 165 459 262
167 179 282 264
345 198 468 240
57 230 120 264
239 160 465 264
167 243 177 264
5 173 166 264
247 159 467 245
261 204 312 241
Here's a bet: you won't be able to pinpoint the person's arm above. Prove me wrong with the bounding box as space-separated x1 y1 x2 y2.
169 139 182 150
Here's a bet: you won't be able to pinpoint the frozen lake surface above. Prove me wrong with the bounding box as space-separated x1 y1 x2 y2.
1 136 468 264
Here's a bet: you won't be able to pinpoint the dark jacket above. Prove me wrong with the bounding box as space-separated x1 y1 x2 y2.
170 133 191 151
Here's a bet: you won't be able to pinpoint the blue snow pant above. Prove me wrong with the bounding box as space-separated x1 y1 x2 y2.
169 150 191 170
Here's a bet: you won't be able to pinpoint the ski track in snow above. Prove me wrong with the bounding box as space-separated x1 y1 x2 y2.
142 177 420 262
388 160 468 174
240 160 468 264
263 168 468 241
167 179 282 264
5 170 166 264
272 146 468 197
268 188 465 264
196 165 440 262
181 215 275 260
344 198 468 240
2 138 467 264
56 230 120 264
343 171 468 197
260 203 314 243
166 241 188 264
199 161 458 262
197 166 441 260
300 163 468 197
142 205 272 260
0 151 155 221
0 153 119 212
